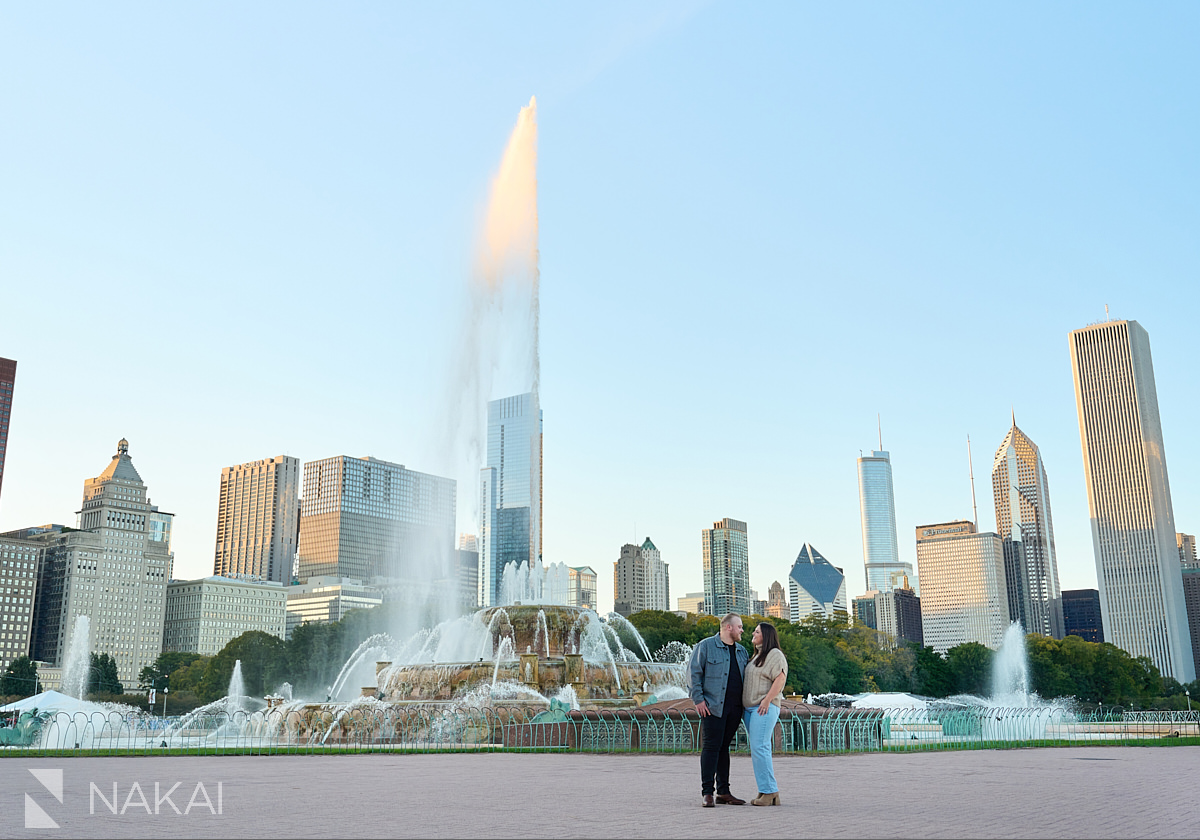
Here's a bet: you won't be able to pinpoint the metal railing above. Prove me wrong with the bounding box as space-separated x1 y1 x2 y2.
3 705 1198 757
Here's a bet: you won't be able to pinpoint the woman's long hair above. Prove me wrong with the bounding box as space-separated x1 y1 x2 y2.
753 622 780 667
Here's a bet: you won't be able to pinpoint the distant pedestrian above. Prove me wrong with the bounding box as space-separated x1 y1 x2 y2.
688 613 750 807
742 622 787 805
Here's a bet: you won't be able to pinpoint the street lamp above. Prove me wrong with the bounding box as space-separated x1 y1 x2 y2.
1186 689 1192 715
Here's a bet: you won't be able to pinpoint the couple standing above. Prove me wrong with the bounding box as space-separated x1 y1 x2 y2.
688 613 788 807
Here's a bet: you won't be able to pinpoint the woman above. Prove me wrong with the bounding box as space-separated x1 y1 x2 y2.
742 622 787 806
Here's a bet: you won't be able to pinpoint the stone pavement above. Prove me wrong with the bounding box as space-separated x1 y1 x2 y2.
1 746 1197 838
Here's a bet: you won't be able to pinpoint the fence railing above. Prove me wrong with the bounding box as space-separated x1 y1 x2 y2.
3 705 1198 757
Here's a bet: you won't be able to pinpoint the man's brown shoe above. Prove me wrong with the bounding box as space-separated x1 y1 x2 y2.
702 795 715 808
715 793 746 805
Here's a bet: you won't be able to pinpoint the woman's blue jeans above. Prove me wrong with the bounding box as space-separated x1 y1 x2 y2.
743 703 780 794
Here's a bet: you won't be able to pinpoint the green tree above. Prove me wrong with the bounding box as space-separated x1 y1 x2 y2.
0 655 40 697
200 631 287 702
87 653 123 695
138 651 203 691
912 645 954 697
946 642 992 696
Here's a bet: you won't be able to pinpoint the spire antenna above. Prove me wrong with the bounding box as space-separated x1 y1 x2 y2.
877 413 883 451
1011 405 1016 427
968 434 979 530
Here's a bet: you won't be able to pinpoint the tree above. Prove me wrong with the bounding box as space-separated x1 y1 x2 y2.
945 642 992 696
0 656 40 698
139 651 204 691
87 653 123 695
200 631 288 702
913 645 954 697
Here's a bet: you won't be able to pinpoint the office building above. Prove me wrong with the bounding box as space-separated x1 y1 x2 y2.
892 584 923 646
456 534 480 612
750 590 767 617
29 439 173 686
0 533 39 671
479 392 543 607
568 566 597 610
915 520 1008 654
991 419 1065 639
852 593 877 630
614 537 670 617
765 580 788 619
164 576 287 656
1069 319 1194 681
284 576 383 638
1061 588 1105 644
213 455 300 584
1182 567 1200 679
702 518 750 617
0 358 14 509
858 450 913 592
1179 533 1198 566
296 455 456 584
788 544 847 622
677 592 705 615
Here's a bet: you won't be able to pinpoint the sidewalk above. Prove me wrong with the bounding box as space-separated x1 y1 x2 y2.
2 746 1196 838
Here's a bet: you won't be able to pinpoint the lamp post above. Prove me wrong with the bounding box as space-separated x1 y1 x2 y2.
1186 688 1192 715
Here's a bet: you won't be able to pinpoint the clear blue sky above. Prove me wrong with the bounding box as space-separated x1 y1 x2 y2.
2 2 1198 616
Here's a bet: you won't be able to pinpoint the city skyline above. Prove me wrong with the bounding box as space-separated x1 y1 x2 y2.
1 5 1198 617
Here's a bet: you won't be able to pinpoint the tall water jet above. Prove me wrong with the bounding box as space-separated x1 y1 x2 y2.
440 97 541 565
227 660 245 718
991 623 1031 704
60 615 91 699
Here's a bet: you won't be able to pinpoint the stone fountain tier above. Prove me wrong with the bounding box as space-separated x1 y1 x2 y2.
477 604 592 659
376 658 684 704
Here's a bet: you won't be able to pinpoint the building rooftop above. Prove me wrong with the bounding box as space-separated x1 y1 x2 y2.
789 544 845 605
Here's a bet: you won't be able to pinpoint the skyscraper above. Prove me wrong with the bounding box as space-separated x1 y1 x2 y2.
613 538 670 616
990 419 1064 639
0 358 15 509
1069 319 1195 682
915 520 1008 654
765 580 788 619
1179 533 1198 566
702 518 750 617
30 439 173 686
479 392 542 607
295 456 456 584
788 544 847 622
858 449 913 592
1061 588 1104 643
213 455 301 584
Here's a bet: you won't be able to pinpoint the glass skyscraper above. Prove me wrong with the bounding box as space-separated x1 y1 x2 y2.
990 419 1064 639
479 392 542 607
295 455 456 584
702 517 750 617
858 450 913 592
1069 319 1194 682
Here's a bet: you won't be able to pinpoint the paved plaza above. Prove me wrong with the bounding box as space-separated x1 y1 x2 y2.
1 746 1197 838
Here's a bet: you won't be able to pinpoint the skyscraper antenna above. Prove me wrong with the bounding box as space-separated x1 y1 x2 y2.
878 413 883 451
1105 303 1110 321
967 434 978 529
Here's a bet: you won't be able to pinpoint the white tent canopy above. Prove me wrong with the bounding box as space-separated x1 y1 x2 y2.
0 690 108 715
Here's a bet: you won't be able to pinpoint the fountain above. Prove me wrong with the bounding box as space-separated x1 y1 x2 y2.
373 602 685 705
60 615 91 699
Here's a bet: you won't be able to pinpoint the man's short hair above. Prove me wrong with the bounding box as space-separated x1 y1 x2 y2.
720 613 742 627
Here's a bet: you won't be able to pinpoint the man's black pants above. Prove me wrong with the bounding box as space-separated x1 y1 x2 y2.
699 706 743 796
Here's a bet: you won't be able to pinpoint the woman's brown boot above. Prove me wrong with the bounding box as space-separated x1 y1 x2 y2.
752 792 780 806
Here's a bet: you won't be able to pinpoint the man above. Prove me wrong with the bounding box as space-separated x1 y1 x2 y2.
688 612 751 807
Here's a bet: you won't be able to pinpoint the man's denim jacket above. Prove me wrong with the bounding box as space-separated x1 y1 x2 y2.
688 633 750 717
